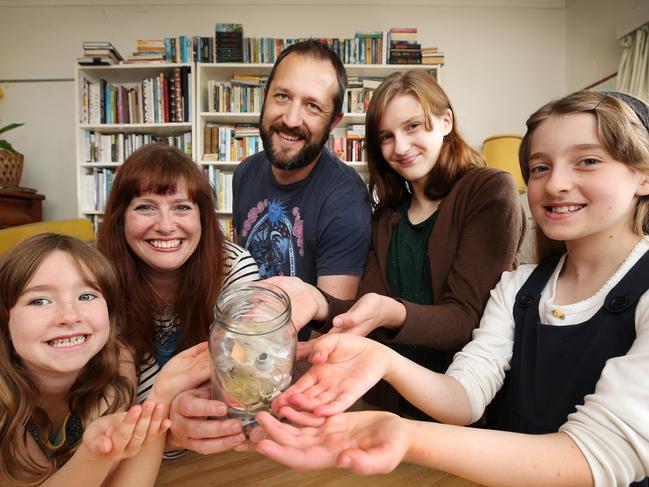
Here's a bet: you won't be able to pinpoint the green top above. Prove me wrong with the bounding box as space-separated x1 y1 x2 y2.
386 198 447 419
387 199 437 304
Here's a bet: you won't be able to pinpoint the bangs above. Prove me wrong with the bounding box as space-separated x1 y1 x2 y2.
136 167 197 201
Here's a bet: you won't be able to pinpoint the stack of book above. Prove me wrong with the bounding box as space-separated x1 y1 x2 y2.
421 47 445 65
78 42 124 65
215 23 244 63
387 28 421 64
125 40 166 63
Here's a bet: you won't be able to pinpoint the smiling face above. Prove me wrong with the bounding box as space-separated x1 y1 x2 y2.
260 53 341 173
526 112 649 246
8 250 110 380
123 179 201 278
377 94 452 191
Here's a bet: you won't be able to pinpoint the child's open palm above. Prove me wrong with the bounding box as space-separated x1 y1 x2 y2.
83 400 169 461
255 410 409 474
271 333 391 422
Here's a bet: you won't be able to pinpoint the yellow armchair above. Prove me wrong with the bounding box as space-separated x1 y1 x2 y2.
0 218 94 256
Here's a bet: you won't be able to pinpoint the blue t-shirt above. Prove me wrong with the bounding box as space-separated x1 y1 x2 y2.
232 148 371 285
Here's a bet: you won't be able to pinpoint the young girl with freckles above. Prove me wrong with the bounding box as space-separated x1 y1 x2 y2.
0 233 210 486
266 70 525 418
255 91 649 487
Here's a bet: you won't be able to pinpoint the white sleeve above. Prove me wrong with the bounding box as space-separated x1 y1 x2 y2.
559 291 649 487
221 240 260 289
446 265 535 423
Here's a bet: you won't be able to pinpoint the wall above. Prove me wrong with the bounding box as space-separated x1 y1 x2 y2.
0 2 565 219
565 0 649 93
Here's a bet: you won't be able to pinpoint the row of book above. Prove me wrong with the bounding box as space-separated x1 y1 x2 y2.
119 33 385 65
203 124 262 161
204 166 234 211
82 131 192 163
328 125 367 163
207 76 266 113
79 67 191 125
81 168 115 212
241 33 383 64
80 24 444 67
201 122 368 163
206 74 384 114
219 216 234 240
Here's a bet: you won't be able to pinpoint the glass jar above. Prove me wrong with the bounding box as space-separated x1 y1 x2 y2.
209 281 296 426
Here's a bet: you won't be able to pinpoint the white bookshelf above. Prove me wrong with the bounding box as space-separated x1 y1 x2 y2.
74 63 195 230
74 61 441 229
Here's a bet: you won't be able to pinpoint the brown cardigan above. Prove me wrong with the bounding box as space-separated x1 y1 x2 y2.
313 166 526 354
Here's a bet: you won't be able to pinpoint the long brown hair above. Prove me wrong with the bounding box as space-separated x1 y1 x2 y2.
0 233 132 486
97 143 225 368
365 70 484 212
519 91 649 262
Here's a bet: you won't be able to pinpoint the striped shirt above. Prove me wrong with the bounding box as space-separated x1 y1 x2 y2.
136 241 260 402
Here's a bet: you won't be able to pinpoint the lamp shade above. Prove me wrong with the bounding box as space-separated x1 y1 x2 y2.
482 135 525 192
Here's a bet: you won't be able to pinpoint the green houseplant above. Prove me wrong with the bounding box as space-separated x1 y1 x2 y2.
0 123 25 186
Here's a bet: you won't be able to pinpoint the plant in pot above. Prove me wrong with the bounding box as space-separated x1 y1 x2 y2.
0 123 25 187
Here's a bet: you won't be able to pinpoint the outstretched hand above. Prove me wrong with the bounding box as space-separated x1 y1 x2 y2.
83 400 169 461
153 342 211 404
255 410 409 474
271 333 391 420
332 293 406 337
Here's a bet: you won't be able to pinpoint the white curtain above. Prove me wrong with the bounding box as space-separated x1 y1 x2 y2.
616 24 649 103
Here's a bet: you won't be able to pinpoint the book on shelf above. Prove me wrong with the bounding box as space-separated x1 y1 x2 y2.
215 23 244 63
83 131 191 163
327 126 366 163
218 216 234 240
208 78 264 113
203 123 262 161
387 28 421 64
421 47 445 65
204 166 234 211
78 66 191 125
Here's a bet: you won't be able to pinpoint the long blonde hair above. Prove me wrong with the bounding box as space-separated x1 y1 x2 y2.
0 234 132 486
519 91 649 262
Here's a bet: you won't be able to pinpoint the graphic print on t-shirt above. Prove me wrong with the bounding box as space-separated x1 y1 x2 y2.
241 199 304 279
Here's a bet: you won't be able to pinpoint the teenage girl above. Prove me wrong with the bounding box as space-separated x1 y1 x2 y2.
0 233 209 486
266 70 524 418
255 91 649 486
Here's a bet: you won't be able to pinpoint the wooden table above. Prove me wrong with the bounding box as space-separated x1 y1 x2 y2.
156 450 479 487
0 187 45 228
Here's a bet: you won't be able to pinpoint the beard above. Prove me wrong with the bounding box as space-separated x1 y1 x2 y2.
260 110 332 171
